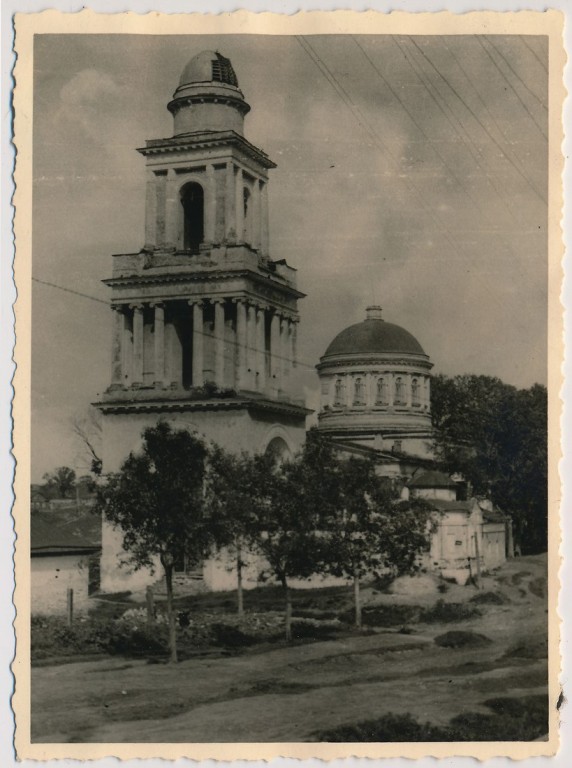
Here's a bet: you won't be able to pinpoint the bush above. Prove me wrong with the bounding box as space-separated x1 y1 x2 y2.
339 604 421 627
421 600 481 623
469 591 507 605
32 615 110 660
316 695 548 742
434 631 492 649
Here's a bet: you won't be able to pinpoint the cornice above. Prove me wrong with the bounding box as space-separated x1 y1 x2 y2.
103 268 306 300
137 130 276 170
94 395 311 419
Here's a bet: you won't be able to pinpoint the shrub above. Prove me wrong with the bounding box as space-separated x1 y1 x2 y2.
421 600 481 623
469 591 507 605
434 631 493 649
339 604 420 627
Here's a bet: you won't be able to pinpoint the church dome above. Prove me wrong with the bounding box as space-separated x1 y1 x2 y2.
179 50 240 89
322 306 426 359
168 50 250 136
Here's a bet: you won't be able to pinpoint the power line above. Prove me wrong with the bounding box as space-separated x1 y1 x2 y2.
295 36 471 259
353 35 519 229
32 277 109 305
484 35 547 112
475 36 547 142
408 36 547 205
519 35 548 75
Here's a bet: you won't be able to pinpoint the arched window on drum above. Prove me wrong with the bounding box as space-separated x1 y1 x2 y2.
375 376 389 406
353 377 366 406
334 378 345 407
411 378 420 406
395 376 406 405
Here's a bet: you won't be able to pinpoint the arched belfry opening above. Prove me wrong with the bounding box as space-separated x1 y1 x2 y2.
181 182 204 251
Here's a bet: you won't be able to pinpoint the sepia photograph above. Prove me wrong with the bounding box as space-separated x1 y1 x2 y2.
11 9 563 761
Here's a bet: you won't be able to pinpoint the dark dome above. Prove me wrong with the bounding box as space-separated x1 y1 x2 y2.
323 307 426 358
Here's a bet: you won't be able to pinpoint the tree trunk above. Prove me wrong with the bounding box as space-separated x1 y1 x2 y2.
164 563 178 663
353 572 362 629
236 542 244 618
281 575 292 642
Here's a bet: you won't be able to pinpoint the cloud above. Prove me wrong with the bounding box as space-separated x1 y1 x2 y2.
59 68 122 107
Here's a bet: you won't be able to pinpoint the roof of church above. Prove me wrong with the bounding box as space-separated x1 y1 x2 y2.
179 50 239 88
323 307 426 358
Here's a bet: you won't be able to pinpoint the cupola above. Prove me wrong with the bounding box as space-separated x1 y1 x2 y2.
168 50 251 136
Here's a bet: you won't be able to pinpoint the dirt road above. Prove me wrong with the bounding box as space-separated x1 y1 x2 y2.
31 555 548 743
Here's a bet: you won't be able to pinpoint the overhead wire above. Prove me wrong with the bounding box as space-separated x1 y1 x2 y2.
484 35 548 112
352 35 520 230
408 36 547 204
475 36 548 142
295 36 470 259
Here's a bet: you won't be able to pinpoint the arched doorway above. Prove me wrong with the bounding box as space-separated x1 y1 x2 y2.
180 182 204 251
265 436 291 465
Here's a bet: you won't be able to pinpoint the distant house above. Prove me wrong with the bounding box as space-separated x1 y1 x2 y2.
31 507 101 616
408 470 510 584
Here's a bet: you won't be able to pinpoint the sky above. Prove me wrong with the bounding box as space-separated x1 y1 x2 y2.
31 33 549 481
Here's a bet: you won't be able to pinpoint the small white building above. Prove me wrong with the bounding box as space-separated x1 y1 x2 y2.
31 510 101 616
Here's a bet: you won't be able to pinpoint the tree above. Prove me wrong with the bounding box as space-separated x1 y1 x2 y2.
95 421 211 662
42 466 77 498
206 446 264 616
246 452 322 642
318 454 434 627
71 406 103 476
431 374 548 553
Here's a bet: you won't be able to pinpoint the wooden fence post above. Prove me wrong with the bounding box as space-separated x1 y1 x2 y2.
66 588 74 627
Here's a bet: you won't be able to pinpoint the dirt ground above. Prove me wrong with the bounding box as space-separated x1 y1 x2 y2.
30 555 549 743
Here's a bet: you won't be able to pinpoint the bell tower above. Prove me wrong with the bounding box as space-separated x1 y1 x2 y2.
96 50 309 489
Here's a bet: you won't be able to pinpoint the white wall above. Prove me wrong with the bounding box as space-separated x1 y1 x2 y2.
31 554 93 616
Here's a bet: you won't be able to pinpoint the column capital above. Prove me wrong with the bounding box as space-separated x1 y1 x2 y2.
129 302 145 311
110 303 126 312
188 298 204 308
149 300 165 309
209 297 226 306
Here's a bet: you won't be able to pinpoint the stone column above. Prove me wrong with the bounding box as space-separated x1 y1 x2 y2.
256 305 266 392
280 317 290 390
291 318 298 369
235 166 244 242
190 301 204 388
110 305 124 389
152 302 165 387
122 310 133 387
252 179 261 250
131 304 144 386
245 302 256 389
205 163 216 245
164 169 178 249
270 312 281 396
213 299 225 387
406 374 412 407
225 161 235 242
387 374 394 406
144 172 157 250
235 299 247 390
260 181 269 256
425 377 431 411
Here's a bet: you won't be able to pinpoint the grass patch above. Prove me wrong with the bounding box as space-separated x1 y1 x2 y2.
469 591 507 605
528 577 547 599
504 636 547 660
434 631 492 649
340 605 421 627
316 694 548 742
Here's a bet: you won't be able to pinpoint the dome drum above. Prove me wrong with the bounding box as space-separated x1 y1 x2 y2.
316 307 434 450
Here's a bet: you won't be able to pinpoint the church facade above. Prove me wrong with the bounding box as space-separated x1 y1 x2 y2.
96 51 309 591
96 50 506 594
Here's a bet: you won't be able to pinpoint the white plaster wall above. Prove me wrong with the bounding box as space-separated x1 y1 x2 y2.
31 555 92 616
